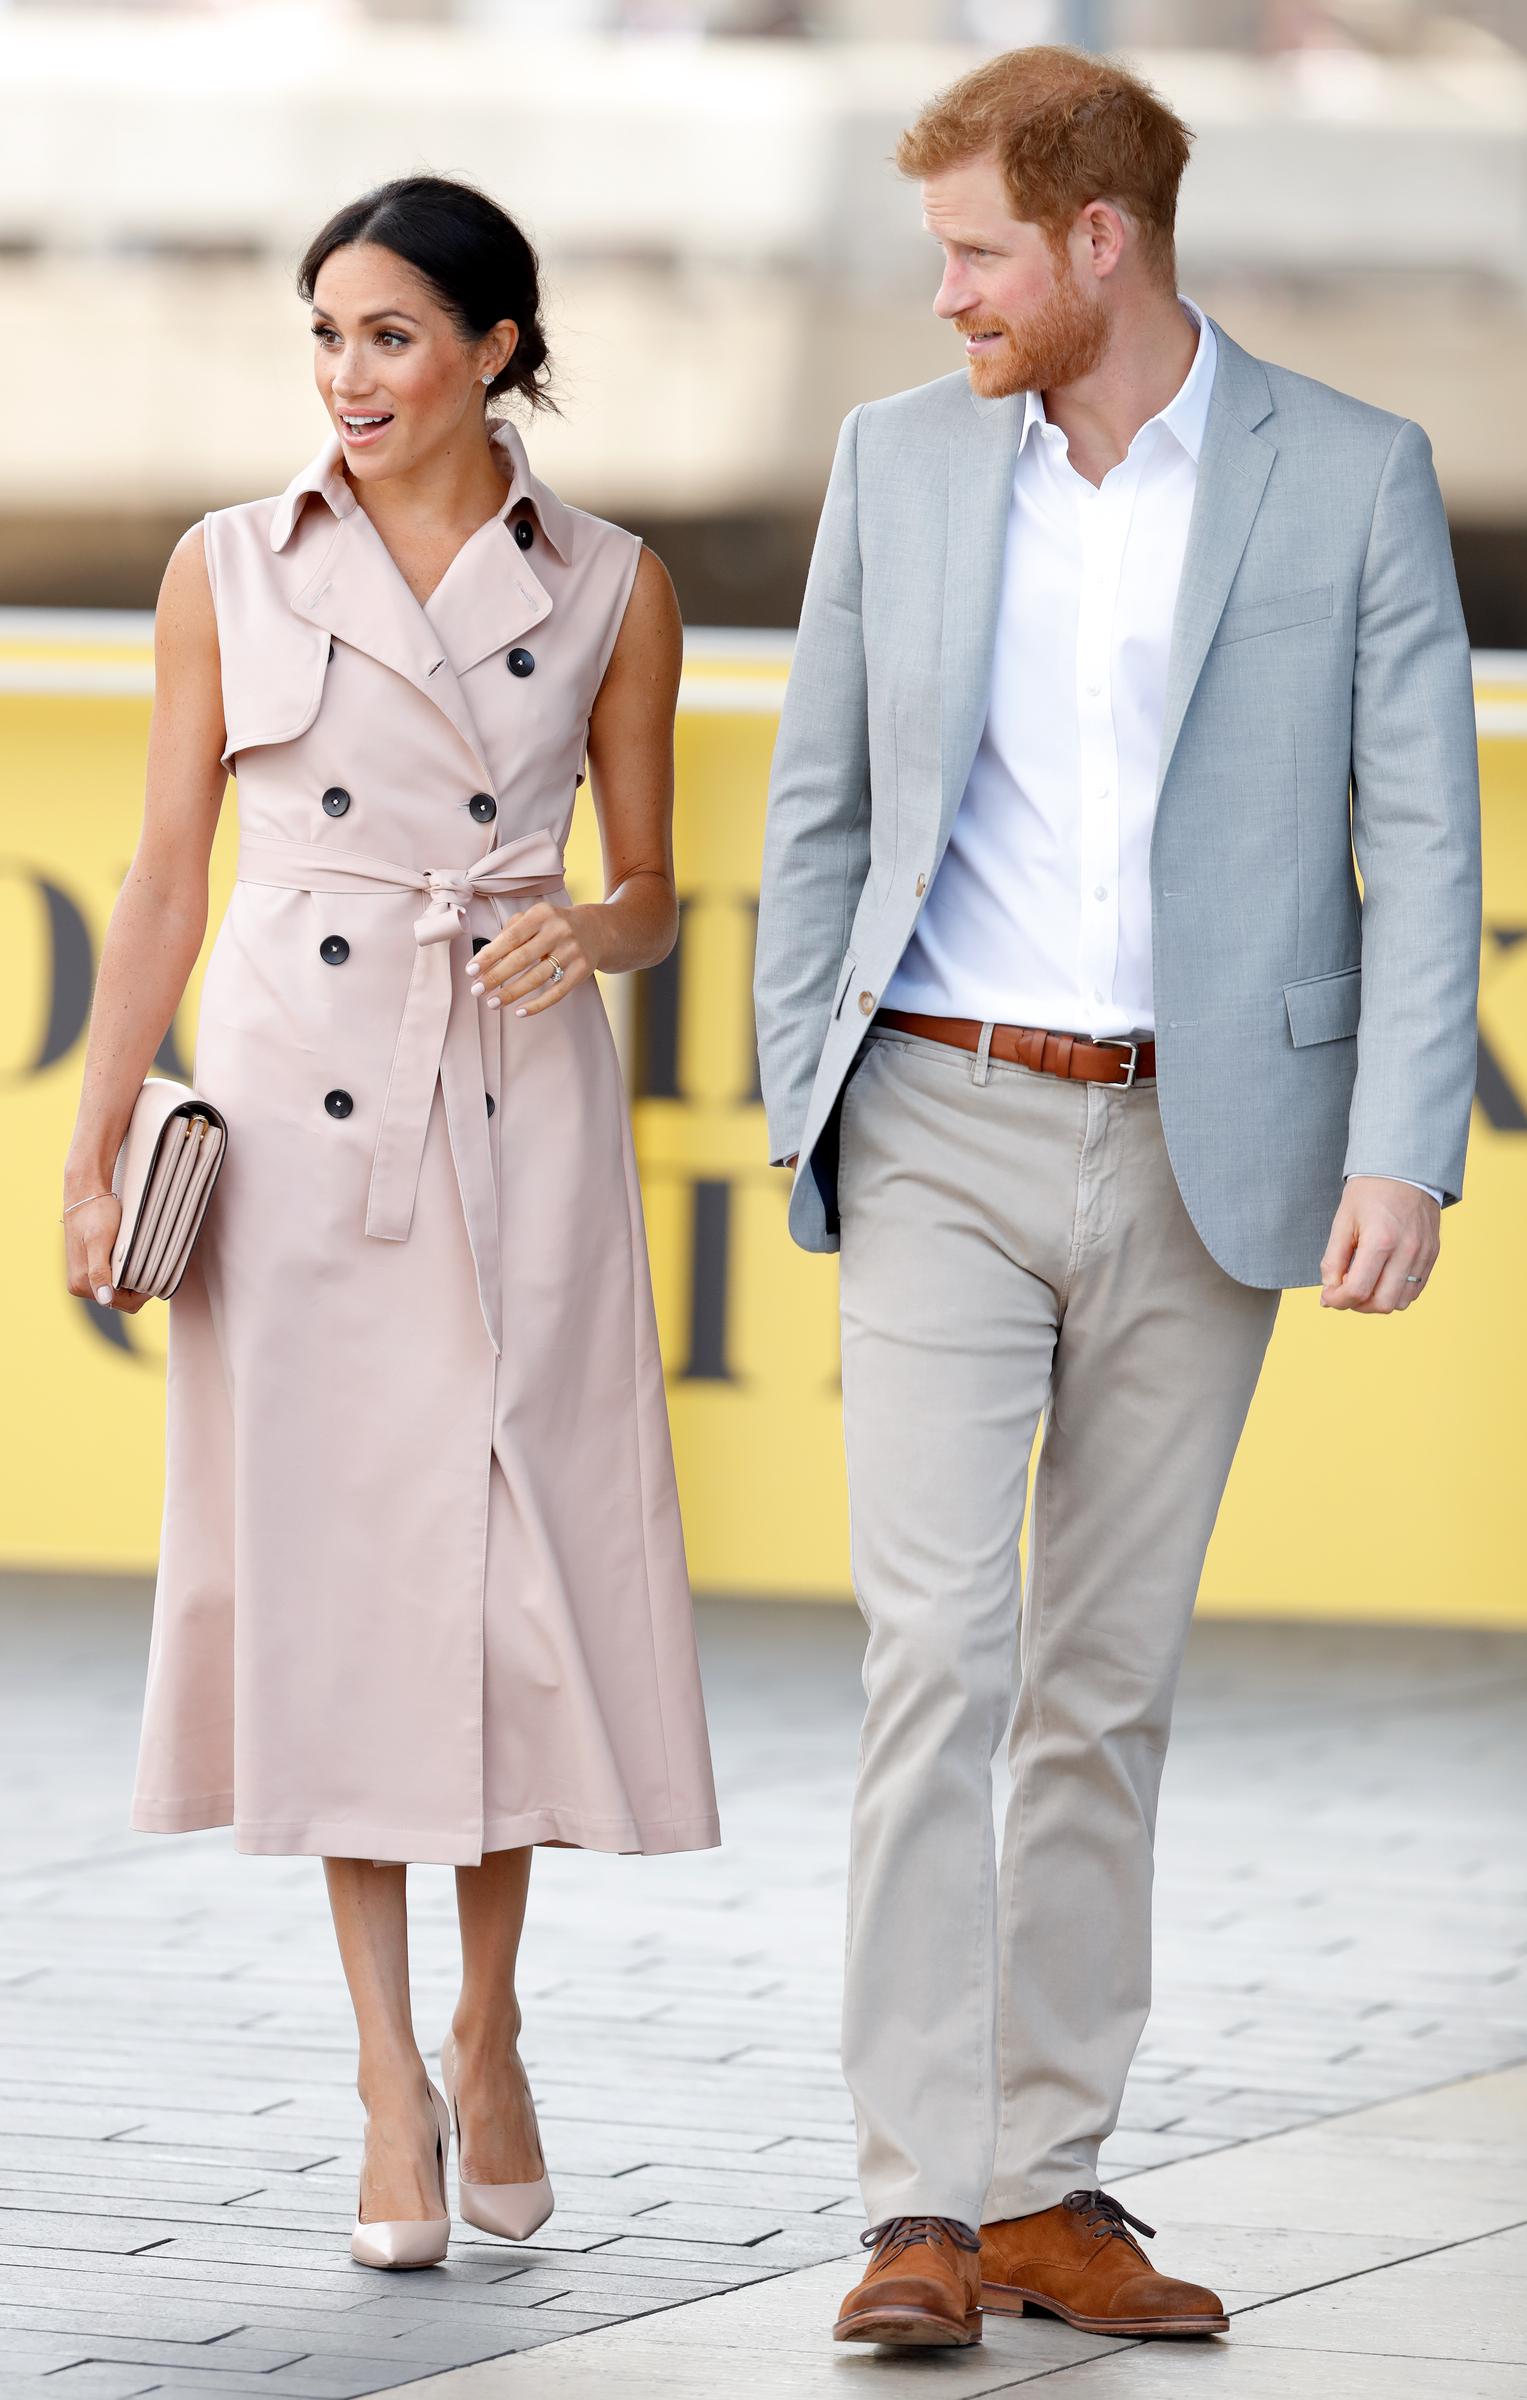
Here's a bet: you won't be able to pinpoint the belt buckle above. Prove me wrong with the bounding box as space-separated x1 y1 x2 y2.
1099 1038 1139 1089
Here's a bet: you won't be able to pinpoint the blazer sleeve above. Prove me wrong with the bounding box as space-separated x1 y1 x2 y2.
753 406 874 1166
1345 416 1482 1205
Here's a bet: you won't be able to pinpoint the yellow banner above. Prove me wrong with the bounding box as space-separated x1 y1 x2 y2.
5 617 1523 1622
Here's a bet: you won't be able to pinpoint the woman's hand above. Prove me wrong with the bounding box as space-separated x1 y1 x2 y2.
465 899 608 1018
62 1188 147 1314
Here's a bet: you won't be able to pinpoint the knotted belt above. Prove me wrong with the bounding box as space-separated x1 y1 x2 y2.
236 830 567 1355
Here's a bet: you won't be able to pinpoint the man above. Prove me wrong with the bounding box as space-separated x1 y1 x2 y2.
753 45 1480 2353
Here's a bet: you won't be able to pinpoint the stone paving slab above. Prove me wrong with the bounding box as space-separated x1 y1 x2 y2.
401 2067 1527 2397
0 1583 1522 2399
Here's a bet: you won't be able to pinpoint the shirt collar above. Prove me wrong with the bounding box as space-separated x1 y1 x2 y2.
268 415 575 562
1018 295 1217 467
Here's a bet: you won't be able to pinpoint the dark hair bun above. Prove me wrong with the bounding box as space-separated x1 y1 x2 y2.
298 174 554 413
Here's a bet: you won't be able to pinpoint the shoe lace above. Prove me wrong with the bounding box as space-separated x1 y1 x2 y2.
860 2213 981 2264
1063 2187 1157 2253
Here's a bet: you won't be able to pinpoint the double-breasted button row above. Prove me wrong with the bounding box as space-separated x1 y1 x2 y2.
322 786 351 818
319 934 349 965
507 648 536 678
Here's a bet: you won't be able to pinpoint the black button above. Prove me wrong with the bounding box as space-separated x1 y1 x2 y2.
469 792 497 823
507 648 536 678
319 935 349 965
485 1093 496 1116
471 935 491 955
322 786 351 817
328 639 336 662
324 1089 354 1119
514 518 534 551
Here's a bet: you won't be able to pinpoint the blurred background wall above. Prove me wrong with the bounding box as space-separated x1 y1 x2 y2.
5 0 1525 1619
3 0 1527 632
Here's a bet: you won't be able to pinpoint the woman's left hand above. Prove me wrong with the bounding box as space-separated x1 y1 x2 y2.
465 900 606 1016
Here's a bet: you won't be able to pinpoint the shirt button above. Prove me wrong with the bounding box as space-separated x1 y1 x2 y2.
1093 884 1108 901
1086 680 1103 697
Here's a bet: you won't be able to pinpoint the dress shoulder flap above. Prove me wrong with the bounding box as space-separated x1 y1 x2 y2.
202 498 334 768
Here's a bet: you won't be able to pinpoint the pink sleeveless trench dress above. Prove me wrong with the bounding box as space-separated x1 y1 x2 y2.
128 421 721 1865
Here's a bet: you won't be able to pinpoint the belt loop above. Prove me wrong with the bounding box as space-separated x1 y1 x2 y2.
972 1018 996 1088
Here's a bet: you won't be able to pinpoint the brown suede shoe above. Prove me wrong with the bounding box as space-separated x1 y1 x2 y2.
834 2215 984 2347
981 2189 1229 2338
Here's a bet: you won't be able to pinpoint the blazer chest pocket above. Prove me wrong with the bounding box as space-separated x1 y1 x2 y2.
1284 964 1361 1048
1213 582 1333 648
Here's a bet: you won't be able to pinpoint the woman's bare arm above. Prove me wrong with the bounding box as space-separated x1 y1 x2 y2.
61 525 230 1306
471 543 682 1012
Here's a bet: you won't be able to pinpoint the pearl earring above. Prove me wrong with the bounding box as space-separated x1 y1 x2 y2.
481 371 493 386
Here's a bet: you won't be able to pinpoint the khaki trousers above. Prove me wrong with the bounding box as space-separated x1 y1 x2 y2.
836 1024 1281 2228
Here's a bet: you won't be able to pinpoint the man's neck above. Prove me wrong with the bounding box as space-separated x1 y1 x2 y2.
1040 296 1202 488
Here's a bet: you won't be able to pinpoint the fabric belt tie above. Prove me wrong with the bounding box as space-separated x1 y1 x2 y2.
236 830 567 1354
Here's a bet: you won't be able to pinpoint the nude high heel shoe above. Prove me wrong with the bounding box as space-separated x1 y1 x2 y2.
350 2075 452 2269
439 2027 554 2241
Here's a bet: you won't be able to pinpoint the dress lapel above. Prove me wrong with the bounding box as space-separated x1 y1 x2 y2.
939 388 1023 847
1154 323 1277 799
273 419 574 792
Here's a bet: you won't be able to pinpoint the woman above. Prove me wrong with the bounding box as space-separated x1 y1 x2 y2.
60 175 720 2269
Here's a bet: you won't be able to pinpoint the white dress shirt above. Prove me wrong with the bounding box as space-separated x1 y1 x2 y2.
885 296 1216 1038
879 296 1439 1205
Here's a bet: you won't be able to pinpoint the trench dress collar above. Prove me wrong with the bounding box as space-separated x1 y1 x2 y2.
267 420 574 790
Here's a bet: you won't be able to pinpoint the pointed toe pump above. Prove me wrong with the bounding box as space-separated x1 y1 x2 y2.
439 2028 555 2241
350 2074 453 2269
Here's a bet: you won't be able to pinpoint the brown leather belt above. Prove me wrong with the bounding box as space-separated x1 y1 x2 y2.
874 1009 1156 1088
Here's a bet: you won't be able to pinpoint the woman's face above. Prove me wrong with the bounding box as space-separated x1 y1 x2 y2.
308 242 519 480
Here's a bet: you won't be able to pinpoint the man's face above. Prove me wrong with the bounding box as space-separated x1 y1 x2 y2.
921 153 1107 398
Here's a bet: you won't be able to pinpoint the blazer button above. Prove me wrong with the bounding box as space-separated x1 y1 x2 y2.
321 786 351 818
506 648 536 678
915 873 928 896
469 792 498 822
858 991 875 1015
319 934 350 965
514 518 534 551
324 1089 354 1119
485 1092 496 1116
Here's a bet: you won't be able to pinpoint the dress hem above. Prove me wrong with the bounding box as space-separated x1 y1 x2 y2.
128 1795 722 1865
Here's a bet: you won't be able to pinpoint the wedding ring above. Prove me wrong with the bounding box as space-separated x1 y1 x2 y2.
546 958 565 984
1404 1274 1422 1283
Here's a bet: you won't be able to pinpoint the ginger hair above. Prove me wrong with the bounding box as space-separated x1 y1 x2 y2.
897 46 1194 286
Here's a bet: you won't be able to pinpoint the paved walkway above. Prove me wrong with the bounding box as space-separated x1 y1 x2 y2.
0 1583 1523 2398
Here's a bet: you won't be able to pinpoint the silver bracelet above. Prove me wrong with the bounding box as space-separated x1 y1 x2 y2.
60 1189 111 1221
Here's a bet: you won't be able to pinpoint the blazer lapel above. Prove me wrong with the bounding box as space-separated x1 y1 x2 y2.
1155 324 1277 799
939 388 1023 846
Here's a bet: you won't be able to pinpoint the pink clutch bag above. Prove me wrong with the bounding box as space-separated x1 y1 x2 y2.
109 1077 228 1299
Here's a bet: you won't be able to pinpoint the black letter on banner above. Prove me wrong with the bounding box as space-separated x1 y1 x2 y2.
1476 926 1527 1134
681 1178 734 1382
742 898 763 1104
632 900 688 1100
4 871 93 1075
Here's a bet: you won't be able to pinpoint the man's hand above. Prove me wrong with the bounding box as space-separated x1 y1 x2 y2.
1319 1177 1440 1313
